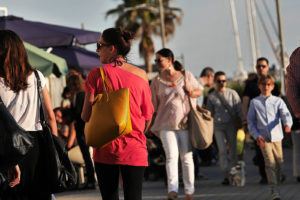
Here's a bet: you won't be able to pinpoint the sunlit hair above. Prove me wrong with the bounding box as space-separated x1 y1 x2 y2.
258 74 275 85
0 30 33 92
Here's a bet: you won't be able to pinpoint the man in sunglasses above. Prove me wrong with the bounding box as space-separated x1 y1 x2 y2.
242 57 280 184
206 71 243 185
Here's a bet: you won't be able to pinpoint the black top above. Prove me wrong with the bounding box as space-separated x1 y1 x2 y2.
243 75 280 101
71 91 85 132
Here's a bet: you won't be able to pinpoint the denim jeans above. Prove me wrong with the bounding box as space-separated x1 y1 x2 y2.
159 130 194 195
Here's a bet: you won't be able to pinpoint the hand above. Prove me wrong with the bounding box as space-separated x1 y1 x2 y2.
284 125 291 134
8 165 21 187
256 136 265 148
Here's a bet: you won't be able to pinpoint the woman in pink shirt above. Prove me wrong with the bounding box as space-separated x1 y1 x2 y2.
151 48 201 200
81 28 154 200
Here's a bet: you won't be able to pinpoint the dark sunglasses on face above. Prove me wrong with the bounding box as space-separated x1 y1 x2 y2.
217 79 227 84
155 58 163 63
96 42 110 50
256 64 267 69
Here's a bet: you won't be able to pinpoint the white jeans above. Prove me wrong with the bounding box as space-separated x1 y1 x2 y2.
159 130 194 195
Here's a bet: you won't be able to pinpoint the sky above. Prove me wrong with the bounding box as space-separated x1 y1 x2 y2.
1 0 300 77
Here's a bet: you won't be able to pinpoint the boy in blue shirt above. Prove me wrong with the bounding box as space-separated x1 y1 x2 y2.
247 75 293 200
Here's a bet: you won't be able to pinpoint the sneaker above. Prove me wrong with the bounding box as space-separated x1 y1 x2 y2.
221 178 230 185
167 191 178 200
184 194 193 200
280 174 286 183
259 178 268 185
271 191 281 200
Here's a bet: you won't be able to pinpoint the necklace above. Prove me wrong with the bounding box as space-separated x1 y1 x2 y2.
157 75 184 87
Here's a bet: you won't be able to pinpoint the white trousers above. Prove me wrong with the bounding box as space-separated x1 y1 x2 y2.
159 130 194 195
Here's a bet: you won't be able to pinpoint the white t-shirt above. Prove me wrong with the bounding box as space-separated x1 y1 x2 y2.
0 70 46 131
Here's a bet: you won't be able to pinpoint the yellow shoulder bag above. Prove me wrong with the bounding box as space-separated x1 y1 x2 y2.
84 67 132 148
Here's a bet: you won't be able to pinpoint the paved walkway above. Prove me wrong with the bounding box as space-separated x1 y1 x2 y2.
56 144 300 200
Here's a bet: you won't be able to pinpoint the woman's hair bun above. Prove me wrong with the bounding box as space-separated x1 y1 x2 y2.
121 30 134 41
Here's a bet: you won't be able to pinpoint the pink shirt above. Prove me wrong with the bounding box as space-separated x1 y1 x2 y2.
150 71 200 133
85 64 154 166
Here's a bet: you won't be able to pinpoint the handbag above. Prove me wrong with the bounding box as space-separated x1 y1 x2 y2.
34 70 77 193
0 97 34 171
85 67 132 148
184 71 214 150
215 92 243 129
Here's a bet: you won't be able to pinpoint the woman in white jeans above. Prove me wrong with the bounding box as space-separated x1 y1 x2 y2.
150 48 201 200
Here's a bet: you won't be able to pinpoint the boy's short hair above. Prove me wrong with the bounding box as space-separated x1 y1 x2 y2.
258 75 275 85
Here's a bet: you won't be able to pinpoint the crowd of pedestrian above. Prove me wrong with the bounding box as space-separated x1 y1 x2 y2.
1 28 300 200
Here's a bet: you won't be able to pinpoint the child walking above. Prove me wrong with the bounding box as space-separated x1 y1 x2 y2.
247 75 293 200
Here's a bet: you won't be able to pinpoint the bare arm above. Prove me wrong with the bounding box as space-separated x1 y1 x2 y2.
81 92 94 122
42 87 58 136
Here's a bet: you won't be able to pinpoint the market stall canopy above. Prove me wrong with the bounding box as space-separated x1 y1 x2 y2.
51 46 100 74
1 15 99 47
24 42 68 77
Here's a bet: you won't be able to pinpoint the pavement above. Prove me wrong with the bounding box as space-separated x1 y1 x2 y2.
56 142 300 200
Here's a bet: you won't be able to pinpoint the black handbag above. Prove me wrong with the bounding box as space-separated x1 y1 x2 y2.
0 97 34 171
34 70 77 193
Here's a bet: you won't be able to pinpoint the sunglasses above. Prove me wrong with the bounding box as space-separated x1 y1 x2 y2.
256 64 267 69
155 58 165 63
96 42 110 50
217 80 227 84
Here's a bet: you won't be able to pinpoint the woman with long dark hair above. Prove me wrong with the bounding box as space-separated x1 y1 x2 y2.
81 28 154 200
0 30 57 199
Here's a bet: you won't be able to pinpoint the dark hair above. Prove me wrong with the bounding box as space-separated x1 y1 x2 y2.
102 28 134 57
0 30 33 92
200 67 214 77
258 74 275 85
156 48 174 62
214 71 226 81
156 48 183 71
256 57 269 65
66 74 84 92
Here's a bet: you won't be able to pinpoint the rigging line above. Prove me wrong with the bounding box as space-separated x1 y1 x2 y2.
261 0 279 37
255 0 280 63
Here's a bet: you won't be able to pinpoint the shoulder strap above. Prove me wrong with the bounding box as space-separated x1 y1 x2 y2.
183 70 194 108
99 67 113 92
33 70 47 124
215 91 235 119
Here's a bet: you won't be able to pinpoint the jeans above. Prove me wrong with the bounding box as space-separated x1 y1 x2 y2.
94 163 145 200
214 123 237 177
159 130 194 195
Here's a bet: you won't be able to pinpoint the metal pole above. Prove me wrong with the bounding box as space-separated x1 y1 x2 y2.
229 0 244 71
246 0 257 71
158 0 166 48
275 0 286 95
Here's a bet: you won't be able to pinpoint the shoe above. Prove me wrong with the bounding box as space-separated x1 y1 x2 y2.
167 191 178 200
184 194 193 200
271 191 281 200
221 178 230 185
280 174 286 183
83 182 96 190
259 178 268 185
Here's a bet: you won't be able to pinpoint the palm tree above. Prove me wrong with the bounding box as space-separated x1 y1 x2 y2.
106 0 182 72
